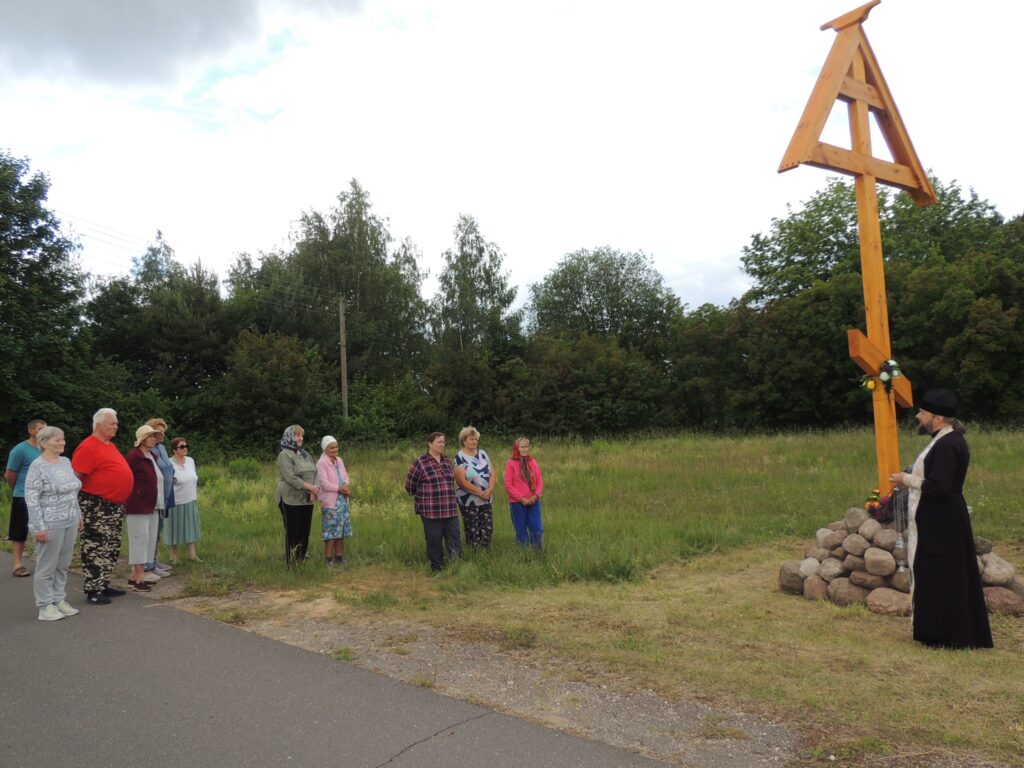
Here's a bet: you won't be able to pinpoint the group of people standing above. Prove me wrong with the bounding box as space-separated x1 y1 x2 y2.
10 391 990 652
271 425 545 573
5 409 202 620
123 420 201 592
404 428 544 571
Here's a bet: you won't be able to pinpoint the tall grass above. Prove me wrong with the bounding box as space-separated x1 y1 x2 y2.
8 428 1013 594
4 429 1021 593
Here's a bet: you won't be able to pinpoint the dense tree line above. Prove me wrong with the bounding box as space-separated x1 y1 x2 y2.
2 148 1022 453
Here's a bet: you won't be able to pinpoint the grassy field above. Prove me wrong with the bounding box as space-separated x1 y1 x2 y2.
155 428 1020 594
4 428 1023 763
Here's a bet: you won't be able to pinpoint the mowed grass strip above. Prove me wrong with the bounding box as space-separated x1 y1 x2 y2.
3 428 1022 762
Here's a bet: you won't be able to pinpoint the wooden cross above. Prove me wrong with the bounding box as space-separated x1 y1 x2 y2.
778 0 937 492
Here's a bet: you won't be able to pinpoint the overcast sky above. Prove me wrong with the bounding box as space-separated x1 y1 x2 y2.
2 0 1022 309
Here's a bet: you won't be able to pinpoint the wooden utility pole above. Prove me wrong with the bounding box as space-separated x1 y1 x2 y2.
779 0 937 492
339 296 349 419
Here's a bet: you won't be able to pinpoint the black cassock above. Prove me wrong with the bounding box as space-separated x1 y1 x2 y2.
912 431 993 649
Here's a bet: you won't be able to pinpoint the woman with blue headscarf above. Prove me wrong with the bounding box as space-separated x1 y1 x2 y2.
275 425 319 564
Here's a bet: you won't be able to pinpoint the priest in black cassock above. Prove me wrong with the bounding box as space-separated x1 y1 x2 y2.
889 389 992 649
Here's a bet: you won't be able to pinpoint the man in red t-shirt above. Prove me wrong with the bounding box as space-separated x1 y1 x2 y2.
72 407 133 604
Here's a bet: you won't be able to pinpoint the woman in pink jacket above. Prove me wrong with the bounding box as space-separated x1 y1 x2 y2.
503 436 544 549
316 436 352 566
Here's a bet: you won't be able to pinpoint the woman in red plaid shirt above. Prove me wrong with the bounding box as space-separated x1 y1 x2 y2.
405 432 462 571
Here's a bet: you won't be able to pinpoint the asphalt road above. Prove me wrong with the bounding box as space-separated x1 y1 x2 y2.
0 551 667 768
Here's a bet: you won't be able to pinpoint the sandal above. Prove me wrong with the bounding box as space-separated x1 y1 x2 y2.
12 566 30 577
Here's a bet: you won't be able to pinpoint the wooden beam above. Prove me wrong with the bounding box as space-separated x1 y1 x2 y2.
848 52 872 156
838 76 883 109
871 381 903 493
779 27 861 173
806 143 919 189
848 329 913 407
821 0 881 32
855 29 937 206
855 173 890 348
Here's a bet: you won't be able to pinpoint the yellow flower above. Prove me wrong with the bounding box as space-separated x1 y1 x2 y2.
866 379 877 391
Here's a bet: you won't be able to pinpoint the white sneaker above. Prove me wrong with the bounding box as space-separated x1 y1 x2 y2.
38 604 64 621
153 566 172 577
55 601 80 616
142 572 161 583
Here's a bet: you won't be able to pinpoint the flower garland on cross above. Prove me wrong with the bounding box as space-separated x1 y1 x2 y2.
859 358 902 395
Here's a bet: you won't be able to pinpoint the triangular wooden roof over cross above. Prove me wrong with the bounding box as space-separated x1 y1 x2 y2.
779 0 937 491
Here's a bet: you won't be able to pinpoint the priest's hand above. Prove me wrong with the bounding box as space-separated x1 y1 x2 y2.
889 472 908 488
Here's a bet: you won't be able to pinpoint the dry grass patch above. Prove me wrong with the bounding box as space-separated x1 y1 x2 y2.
342 540 1023 764
696 715 750 741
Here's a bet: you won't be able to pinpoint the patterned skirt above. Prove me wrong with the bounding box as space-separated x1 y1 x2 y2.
321 497 352 540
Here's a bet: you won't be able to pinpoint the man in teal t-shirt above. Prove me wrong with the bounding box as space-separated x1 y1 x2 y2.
5 418 46 576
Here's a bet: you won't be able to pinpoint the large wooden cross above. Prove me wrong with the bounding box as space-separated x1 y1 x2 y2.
778 0 937 492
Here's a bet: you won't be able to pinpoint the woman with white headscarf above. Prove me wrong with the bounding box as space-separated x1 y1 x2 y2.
316 435 352 566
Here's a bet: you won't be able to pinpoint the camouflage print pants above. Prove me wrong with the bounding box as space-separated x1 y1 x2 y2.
79 492 124 594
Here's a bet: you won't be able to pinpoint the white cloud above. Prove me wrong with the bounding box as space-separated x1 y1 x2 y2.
0 0 363 85
3 0 1021 309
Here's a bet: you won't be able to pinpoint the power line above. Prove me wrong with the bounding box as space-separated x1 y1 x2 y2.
52 209 152 249
49 206 433 313
77 231 145 254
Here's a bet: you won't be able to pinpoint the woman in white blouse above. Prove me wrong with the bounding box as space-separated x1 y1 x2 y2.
24 426 83 621
165 436 201 562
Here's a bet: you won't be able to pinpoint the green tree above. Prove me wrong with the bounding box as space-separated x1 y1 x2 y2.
86 236 233 403
943 296 1021 418
131 231 180 297
219 330 330 448
427 215 522 425
529 247 682 351
731 174 1024 425
890 250 1024 421
740 176 1006 305
86 276 143 369
739 177 859 304
225 180 429 384
882 178 1004 266
0 151 95 439
146 260 232 395
669 303 737 428
731 274 868 428
494 333 668 435
434 214 520 355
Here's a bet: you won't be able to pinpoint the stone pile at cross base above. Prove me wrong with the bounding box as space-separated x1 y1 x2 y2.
779 506 1024 617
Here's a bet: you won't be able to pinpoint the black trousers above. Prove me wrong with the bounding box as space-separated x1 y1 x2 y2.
279 501 313 563
421 516 462 571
